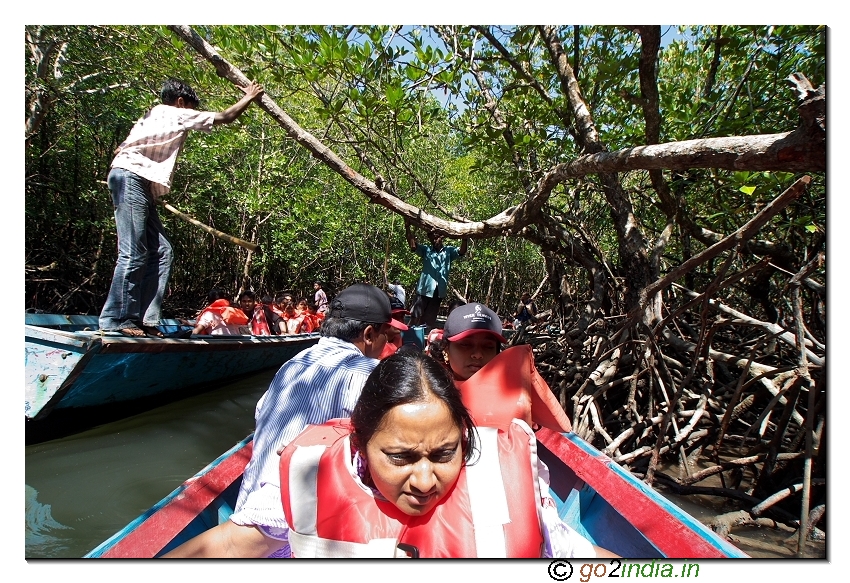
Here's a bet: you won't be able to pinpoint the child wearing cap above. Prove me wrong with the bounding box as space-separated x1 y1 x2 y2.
437 302 507 381
438 301 573 436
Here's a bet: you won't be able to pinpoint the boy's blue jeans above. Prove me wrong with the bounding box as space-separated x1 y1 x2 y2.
99 168 173 331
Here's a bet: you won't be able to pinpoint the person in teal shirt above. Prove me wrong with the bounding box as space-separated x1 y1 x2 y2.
405 220 468 328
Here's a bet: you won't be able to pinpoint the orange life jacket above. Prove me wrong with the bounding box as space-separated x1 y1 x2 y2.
279 418 544 558
199 299 249 328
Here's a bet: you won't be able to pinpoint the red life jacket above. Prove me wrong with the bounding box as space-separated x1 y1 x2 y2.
378 341 398 360
249 304 272 335
455 344 572 433
279 418 544 558
283 313 306 334
297 311 315 333
378 333 403 360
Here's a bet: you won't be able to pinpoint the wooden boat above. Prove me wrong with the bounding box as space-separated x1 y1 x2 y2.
85 428 747 558
25 313 319 421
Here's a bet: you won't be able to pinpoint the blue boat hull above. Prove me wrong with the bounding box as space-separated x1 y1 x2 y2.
25 314 319 420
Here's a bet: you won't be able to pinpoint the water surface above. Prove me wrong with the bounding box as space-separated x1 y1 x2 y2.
25 369 275 558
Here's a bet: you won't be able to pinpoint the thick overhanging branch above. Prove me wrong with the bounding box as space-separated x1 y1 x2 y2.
171 25 825 243
169 25 512 239
542 131 825 178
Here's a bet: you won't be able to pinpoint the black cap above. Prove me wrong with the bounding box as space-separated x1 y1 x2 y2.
329 284 408 331
443 302 506 343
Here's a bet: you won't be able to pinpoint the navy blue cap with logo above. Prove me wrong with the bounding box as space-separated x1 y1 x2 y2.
443 302 506 343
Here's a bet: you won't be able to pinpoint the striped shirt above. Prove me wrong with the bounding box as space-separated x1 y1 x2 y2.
230 336 378 542
111 104 215 198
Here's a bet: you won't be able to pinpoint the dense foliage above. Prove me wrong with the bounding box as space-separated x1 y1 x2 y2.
26 25 824 319
26 25 826 552
25 25 548 316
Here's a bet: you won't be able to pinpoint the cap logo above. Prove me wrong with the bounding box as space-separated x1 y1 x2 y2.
445 302 504 342
463 304 492 324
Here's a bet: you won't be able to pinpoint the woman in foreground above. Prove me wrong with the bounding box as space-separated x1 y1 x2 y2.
280 351 615 558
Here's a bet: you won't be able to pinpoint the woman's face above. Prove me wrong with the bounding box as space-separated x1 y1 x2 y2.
446 333 500 380
364 396 463 516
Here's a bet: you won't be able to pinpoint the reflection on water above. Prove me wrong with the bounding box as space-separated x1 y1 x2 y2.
25 484 72 557
25 368 276 558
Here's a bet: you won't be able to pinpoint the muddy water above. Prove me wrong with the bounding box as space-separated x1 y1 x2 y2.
661 490 824 558
654 456 825 558
25 369 275 558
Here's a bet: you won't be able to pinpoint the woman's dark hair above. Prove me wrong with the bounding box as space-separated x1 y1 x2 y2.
238 290 257 301
351 351 478 464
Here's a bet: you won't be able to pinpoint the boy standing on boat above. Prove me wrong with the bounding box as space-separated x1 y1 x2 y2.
313 281 328 314
163 284 407 558
405 220 468 329
98 78 263 338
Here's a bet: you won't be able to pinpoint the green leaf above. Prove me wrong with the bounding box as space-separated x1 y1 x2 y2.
733 171 751 184
739 185 756 196
405 66 424 81
385 84 404 108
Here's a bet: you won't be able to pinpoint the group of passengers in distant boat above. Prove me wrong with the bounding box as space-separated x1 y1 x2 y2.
191 282 329 336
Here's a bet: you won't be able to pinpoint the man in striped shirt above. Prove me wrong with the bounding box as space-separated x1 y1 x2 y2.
164 284 408 558
99 78 263 337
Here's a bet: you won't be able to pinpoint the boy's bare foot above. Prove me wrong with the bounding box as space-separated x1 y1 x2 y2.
118 326 146 337
139 325 165 338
